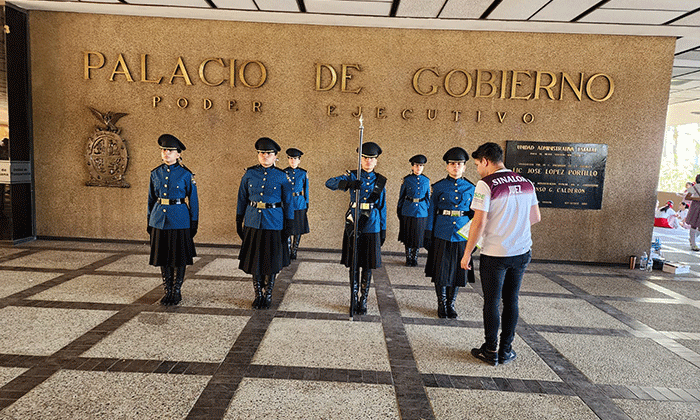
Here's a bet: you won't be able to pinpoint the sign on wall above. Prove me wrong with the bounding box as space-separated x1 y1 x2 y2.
505 141 607 209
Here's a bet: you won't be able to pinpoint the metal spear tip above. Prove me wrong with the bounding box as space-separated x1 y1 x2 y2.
359 114 363 128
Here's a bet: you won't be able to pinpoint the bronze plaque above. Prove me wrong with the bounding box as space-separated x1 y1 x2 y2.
505 141 607 209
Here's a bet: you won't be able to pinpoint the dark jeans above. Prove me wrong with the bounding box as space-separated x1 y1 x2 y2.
479 251 531 353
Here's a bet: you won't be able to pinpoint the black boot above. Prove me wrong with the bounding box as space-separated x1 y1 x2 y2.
252 276 264 309
435 284 448 318
405 246 412 266
291 235 301 260
159 266 174 305
356 269 372 315
446 287 459 318
410 248 419 266
262 274 276 309
170 266 185 305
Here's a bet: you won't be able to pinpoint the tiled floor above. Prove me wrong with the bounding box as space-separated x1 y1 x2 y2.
0 227 699 419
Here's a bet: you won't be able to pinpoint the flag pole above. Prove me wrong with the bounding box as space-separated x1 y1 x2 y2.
350 114 364 318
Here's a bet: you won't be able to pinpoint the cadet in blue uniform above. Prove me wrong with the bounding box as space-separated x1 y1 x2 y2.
424 147 475 318
236 137 294 309
283 148 310 260
325 142 387 315
397 154 430 266
148 134 199 306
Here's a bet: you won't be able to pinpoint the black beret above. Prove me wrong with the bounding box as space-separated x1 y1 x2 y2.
358 142 382 158
255 137 281 153
158 134 186 151
443 147 469 162
286 148 303 158
409 154 427 164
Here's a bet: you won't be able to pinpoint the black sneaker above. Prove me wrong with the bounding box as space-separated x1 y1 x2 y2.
471 344 498 366
499 350 517 365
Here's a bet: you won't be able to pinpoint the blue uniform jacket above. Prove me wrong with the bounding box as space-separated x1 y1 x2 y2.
326 170 387 234
397 173 430 218
426 175 475 242
237 164 294 230
283 167 309 211
148 163 198 230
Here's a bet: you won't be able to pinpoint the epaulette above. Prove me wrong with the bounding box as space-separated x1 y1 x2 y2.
151 164 164 173
246 164 260 171
297 167 307 173
180 163 195 176
462 177 475 186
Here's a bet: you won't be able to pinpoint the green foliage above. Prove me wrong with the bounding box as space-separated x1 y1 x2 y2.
658 124 700 192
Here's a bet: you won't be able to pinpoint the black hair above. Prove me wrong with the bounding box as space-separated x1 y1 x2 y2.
695 174 700 184
660 201 673 212
471 142 503 163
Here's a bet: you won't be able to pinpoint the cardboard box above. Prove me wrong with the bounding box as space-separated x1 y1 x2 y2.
662 262 691 275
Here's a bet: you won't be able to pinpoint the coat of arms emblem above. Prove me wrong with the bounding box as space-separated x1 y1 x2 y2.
85 107 130 188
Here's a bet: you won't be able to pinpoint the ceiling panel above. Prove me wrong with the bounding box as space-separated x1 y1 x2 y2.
677 49 700 61
211 0 258 9
579 9 685 25
439 0 493 19
79 0 123 4
670 11 700 26
603 0 700 12
395 0 444 18
673 67 700 77
487 0 549 21
305 0 392 16
675 37 700 54
676 71 700 81
125 0 211 7
531 0 601 22
256 0 301 12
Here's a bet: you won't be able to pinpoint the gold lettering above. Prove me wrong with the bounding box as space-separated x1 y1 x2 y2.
84 51 105 80
203 98 212 110
327 105 337 117
140 54 162 84
500 71 507 99
560 72 583 101
228 100 238 111
230 59 236 87
475 70 496 98
534 71 556 100
152 96 161 108
476 110 481 122
510 71 531 100
252 101 262 112
412 67 439 96
199 57 227 87
444 69 471 98
315 63 337 91
177 97 189 108
453 110 461 122
109 53 134 82
341 64 362 94
497 111 506 123
239 60 267 88
169 57 193 85
522 113 534 124
352 107 362 118
586 73 614 102
376 107 387 119
401 109 413 120
427 109 437 121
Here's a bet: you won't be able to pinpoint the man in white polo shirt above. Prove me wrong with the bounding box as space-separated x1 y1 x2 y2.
461 142 541 366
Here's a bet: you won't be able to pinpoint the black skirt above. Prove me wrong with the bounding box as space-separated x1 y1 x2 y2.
149 228 196 267
341 231 382 269
398 216 428 248
238 227 290 277
424 237 474 286
290 208 310 235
